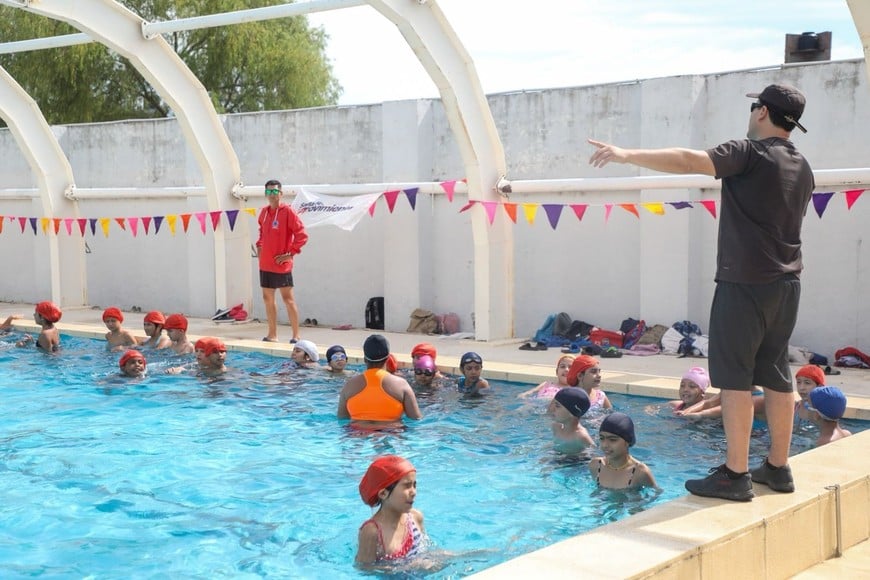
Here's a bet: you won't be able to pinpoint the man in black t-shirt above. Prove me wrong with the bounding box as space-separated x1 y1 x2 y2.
588 84 813 501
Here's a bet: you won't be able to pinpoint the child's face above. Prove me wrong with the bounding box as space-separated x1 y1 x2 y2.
414 367 435 385
678 379 704 406
556 359 572 384
195 348 208 366
579 366 602 390
33 311 43 325
143 321 160 337
462 362 482 381
381 473 417 513
551 400 574 423
207 349 227 367
599 431 629 459
122 357 146 377
328 352 347 372
104 317 121 332
291 347 309 364
795 376 818 401
167 328 183 342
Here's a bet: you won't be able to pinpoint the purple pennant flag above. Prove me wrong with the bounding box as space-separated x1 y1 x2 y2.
667 201 693 210
812 192 835 218
403 187 419 211
153 216 164 234
89 218 98 236
28 217 38 235
226 210 239 231
542 204 563 230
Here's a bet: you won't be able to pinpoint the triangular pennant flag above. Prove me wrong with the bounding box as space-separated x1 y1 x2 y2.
482 201 498 224
0 217 4 235
167 215 178 235
604 204 613 224
195 212 207 234
570 204 588 221
114 217 126 231
368 201 377 217
209 211 222 231
641 202 665 215
503 202 518 223
844 189 865 210
225 210 239 231
403 187 419 211
18 217 26 233
52 218 61 234
619 203 640 218
667 201 693 210
128 217 139 237
700 200 717 218
243 207 256 217
77 218 87 236
153 216 164 234
142 216 152 234
180 214 192 233
40 218 50 235
89 218 98 236
440 180 456 202
63 218 73 236
811 192 834 218
29 218 37 235
542 204 563 230
458 201 475 213
99 217 111 237
383 190 401 213
521 203 538 225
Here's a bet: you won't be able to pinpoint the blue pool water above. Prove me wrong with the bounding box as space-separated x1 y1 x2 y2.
0 335 865 578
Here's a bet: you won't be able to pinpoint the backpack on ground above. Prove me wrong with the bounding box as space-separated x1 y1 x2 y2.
407 308 439 334
436 312 461 335
365 296 385 330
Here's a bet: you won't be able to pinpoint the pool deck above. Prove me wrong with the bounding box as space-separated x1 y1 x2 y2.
3 302 869 578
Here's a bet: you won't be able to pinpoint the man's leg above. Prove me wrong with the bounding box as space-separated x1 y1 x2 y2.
763 389 795 466
279 286 300 341
721 389 754 473
262 287 278 340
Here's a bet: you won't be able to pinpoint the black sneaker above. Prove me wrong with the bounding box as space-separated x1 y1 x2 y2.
685 464 754 502
750 460 795 493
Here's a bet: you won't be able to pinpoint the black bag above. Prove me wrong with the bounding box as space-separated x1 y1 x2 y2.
365 296 385 330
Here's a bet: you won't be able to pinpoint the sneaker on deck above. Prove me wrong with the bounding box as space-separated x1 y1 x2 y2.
685 464 754 502
750 461 795 493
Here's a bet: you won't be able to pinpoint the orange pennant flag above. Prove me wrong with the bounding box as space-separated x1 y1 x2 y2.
114 217 126 231
618 203 640 218
521 203 538 225
180 214 192 233
503 202 518 223
52 218 61 234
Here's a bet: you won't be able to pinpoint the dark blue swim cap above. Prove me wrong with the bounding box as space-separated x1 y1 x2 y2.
600 412 636 446
460 352 483 368
553 387 590 418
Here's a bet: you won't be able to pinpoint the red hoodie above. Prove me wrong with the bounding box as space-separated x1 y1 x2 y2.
256 203 308 274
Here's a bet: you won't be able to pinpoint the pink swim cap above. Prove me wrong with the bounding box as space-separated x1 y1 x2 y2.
681 367 710 392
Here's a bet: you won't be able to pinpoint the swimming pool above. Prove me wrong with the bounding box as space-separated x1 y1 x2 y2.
0 335 865 578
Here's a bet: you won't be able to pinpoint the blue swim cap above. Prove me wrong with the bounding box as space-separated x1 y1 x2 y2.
553 387 590 418
460 352 482 368
600 412 636 446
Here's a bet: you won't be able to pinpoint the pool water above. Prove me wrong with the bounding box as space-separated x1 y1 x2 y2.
0 335 865 578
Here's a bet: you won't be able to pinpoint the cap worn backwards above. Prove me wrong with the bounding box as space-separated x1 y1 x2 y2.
746 83 807 133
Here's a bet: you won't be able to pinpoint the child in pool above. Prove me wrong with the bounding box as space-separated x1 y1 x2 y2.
16 301 61 352
195 337 227 377
670 367 725 418
551 387 594 453
411 343 444 379
809 386 852 447
518 354 574 400
566 355 612 411
589 413 657 490
119 349 147 378
138 311 171 349
357 455 427 566
795 364 826 422
412 355 438 388
163 314 195 355
457 352 490 395
102 307 137 352
1 314 21 333
290 339 320 369
326 345 349 374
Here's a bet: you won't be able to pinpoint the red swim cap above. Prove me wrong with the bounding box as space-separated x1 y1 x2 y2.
195 337 226 357
796 364 825 388
566 355 598 386
411 343 436 360
163 314 188 331
385 354 398 373
119 349 146 369
143 311 165 325
35 301 62 323
102 307 124 323
359 455 416 507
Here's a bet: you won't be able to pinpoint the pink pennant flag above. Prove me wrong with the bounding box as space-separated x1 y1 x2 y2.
17 217 26 233
521 203 538 225
209 211 222 231
700 200 717 218
99 217 111 237
604 204 613 224
458 201 475 213
77 218 87 236
383 190 401 213
641 202 665 215
503 203 518 223
811 192 834 218
618 203 640 218
844 189 865 210
570 204 588 221
40 218 50 235
194 212 207 234
142 216 152 234
542 204 563 230
63 218 74 236
482 201 498 224
52 218 61 234
128 217 139 237
114 217 126 231
368 201 377 217
403 187 419 210
440 180 457 202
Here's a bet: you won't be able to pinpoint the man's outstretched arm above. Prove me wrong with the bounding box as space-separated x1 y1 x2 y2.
588 138 716 176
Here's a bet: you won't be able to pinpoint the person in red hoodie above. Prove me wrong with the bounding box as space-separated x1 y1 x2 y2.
256 179 308 344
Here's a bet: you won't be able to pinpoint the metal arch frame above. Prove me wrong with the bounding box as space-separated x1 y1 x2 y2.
0 65 86 305
848 0 870 82
1 0 248 311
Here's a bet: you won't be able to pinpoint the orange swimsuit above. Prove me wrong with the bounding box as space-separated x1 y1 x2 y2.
346 369 404 421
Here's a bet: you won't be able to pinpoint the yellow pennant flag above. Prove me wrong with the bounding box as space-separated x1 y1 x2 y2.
166 214 178 235
243 207 257 217
521 203 538 225
99 217 111 237
40 217 51 235
641 202 665 215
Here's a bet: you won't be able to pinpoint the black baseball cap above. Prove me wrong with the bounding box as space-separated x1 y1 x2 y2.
746 84 807 133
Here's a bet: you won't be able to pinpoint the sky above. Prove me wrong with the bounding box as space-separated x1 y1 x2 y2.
307 0 864 106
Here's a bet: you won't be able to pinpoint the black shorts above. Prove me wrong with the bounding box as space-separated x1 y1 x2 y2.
260 270 294 289
708 275 800 393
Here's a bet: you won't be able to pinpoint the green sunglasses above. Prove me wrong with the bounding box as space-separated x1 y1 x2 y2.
265 188 281 196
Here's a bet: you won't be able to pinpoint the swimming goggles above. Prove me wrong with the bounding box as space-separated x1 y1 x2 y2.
414 369 434 377
330 353 347 362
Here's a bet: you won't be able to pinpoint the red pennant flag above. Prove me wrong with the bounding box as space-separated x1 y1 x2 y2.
180 214 192 232
195 212 207 234
383 190 401 213
209 211 222 231
700 200 717 218
844 189 865 210
142 216 152 234
77 218 87 236
114 217 126 231
618 203 640 218
458 201 475 213
503 203 518 223
570 204 588 221
52 218 61 234
18 217 27 233
482 201 498 224
440 180 456 202
128 217 139 237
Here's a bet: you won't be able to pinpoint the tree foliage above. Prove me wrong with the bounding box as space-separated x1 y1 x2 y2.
0 0 341 124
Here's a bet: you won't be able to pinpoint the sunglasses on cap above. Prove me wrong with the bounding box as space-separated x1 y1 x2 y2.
414 369 434 377
265 188 281 196
330 352 347 362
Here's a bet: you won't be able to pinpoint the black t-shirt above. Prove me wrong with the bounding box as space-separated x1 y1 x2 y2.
706 138 814 284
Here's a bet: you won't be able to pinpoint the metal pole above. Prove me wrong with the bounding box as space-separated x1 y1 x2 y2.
825 484 843 558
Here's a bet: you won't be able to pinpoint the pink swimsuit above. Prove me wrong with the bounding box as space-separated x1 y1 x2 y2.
360 514 424 561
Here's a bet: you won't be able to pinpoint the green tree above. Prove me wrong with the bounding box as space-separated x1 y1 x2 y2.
0 0 341 124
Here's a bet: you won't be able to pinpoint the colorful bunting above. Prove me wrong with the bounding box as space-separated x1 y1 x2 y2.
403 188 419 211
40 218 50 235
383 190 401 213
482 201 498 224
195 212 207 235
63 218 73 236
641 202 665 216
129 217 139 237
28 218 37 235
153 216 164 235
812 192 834 218
142 216 152 235
668 201 693 210
700 200 717 219
521 203 537 225
458 202 474 213
619 203 640 218
845 189 864 210
99 218 111 237
570 204 588 221
225 210 239 231
209 211 222 231
542 204 563 230
180 214 192 233
503 202 518 224
604 204 613 224
114 217 126 231
167 215 177 235
440 180 456 202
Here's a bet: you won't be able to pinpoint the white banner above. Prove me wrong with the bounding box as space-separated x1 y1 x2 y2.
290 188 381 231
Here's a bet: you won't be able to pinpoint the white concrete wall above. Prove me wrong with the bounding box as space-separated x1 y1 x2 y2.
0 60 868 358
